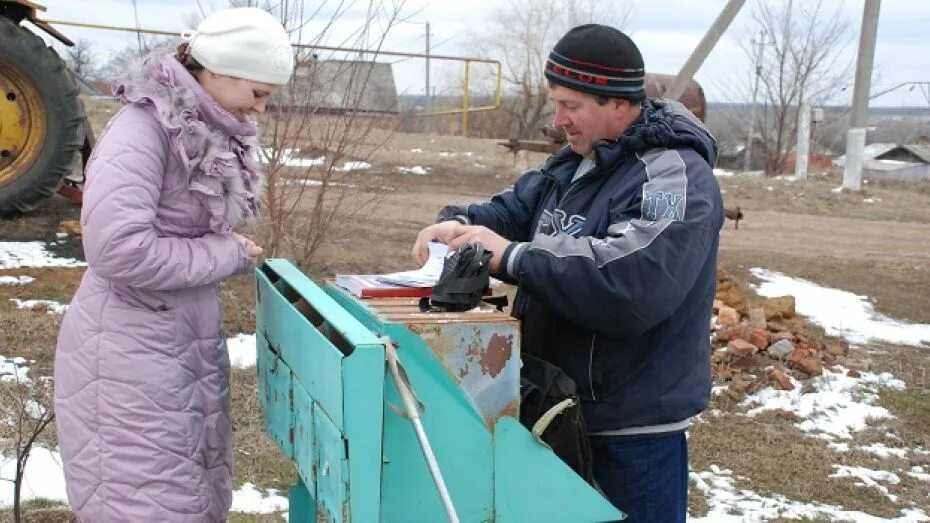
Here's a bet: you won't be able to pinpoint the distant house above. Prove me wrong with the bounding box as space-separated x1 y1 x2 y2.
834 143 930 180
871 145 930 179
832 143 897 168
73 74 112 98
276 59 398 115
875 144 930 164
717 137 766 171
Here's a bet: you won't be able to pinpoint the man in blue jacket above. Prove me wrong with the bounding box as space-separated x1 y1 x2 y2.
412 24 723 521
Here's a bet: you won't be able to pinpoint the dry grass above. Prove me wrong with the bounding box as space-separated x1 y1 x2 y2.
718 171 930 225
0 297 63 377
227 513 286 522
80 96 120 136
881 388 930 448
221 274 258 336
872 344 930 459
0 268 84 304
0 504 75 522
231 368 296 493
686 479 710 517
689 407 903 517
690 347 930 520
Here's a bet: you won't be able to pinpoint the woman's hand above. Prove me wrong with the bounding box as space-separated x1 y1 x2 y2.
232 232 263 263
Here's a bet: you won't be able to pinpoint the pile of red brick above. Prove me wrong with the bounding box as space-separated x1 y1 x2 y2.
712 270 873 400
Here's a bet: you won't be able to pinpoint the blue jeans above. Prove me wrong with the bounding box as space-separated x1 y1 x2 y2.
589 431 688 522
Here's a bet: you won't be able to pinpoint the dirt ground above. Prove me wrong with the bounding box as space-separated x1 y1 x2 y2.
2 106 929 519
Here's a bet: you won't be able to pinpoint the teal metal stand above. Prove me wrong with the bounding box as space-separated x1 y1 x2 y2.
255 259 624 522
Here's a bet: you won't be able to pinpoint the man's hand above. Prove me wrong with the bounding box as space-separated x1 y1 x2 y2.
412 222 511 273
412 221 464 266
447 225 510 273
410 220 510 272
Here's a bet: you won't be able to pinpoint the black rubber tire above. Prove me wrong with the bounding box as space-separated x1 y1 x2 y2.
0 16 85 215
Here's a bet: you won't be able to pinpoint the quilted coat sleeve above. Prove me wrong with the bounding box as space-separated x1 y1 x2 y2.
80 106 249 291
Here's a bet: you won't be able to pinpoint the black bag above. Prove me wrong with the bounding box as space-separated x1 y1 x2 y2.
519 353 595 484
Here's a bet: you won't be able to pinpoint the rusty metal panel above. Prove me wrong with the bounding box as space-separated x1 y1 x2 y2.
354 296 521 428
404 317 520 429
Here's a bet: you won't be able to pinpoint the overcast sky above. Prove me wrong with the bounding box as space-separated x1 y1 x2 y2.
33 0 930 107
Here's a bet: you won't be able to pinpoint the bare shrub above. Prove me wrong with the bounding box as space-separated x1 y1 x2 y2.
0 370 56 523
251 1 411 270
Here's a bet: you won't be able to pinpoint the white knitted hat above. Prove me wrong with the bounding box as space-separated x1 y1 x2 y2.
184 7 294 85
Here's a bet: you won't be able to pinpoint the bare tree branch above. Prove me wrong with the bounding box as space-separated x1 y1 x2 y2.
748 0 852 175
463 0 632 139
253 0 408 270
66 39 98 80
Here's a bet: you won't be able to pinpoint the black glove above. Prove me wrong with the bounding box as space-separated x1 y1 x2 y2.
419 242 491 313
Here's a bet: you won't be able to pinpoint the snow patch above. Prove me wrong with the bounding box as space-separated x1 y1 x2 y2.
335 161 372 171
743 367 904 441
689 465 926 522
396 165 430 175
750 268 930 347
0 447 68 508
227 333 257 369
0 242 85 270
0 355 31 384
230 482 289 514
830 465 900 502
0 276 35 286
857 443 909 459
266 148 326 168
907 466 930 483
10 299 68 315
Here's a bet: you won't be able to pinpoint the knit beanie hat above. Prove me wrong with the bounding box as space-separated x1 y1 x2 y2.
184 7 294 86
545 24 645 101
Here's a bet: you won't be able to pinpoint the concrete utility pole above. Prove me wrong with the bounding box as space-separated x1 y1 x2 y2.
424 22 431 134
666 0 747 100
425 22 431 108
743 31 767 173
795 103 811 180
842 0 882 191
132 0 143 55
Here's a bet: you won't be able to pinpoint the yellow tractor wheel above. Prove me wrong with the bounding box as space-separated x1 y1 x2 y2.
0 15 85 215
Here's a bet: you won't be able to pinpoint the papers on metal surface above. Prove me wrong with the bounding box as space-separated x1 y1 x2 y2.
376 242 448 287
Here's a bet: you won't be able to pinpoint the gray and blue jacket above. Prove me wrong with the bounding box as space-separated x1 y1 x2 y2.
438 99 723 433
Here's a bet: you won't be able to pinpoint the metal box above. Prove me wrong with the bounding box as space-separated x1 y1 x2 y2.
255 259 623 522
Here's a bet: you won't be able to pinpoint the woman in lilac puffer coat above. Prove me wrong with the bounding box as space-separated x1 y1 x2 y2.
54 8 293 521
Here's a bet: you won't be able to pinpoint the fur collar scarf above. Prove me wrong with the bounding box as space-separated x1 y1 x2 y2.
113 52 263 233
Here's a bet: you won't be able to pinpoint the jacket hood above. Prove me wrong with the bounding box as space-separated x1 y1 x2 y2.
618 98 717 166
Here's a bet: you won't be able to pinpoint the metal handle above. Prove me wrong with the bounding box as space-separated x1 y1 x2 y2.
382 337 460 523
